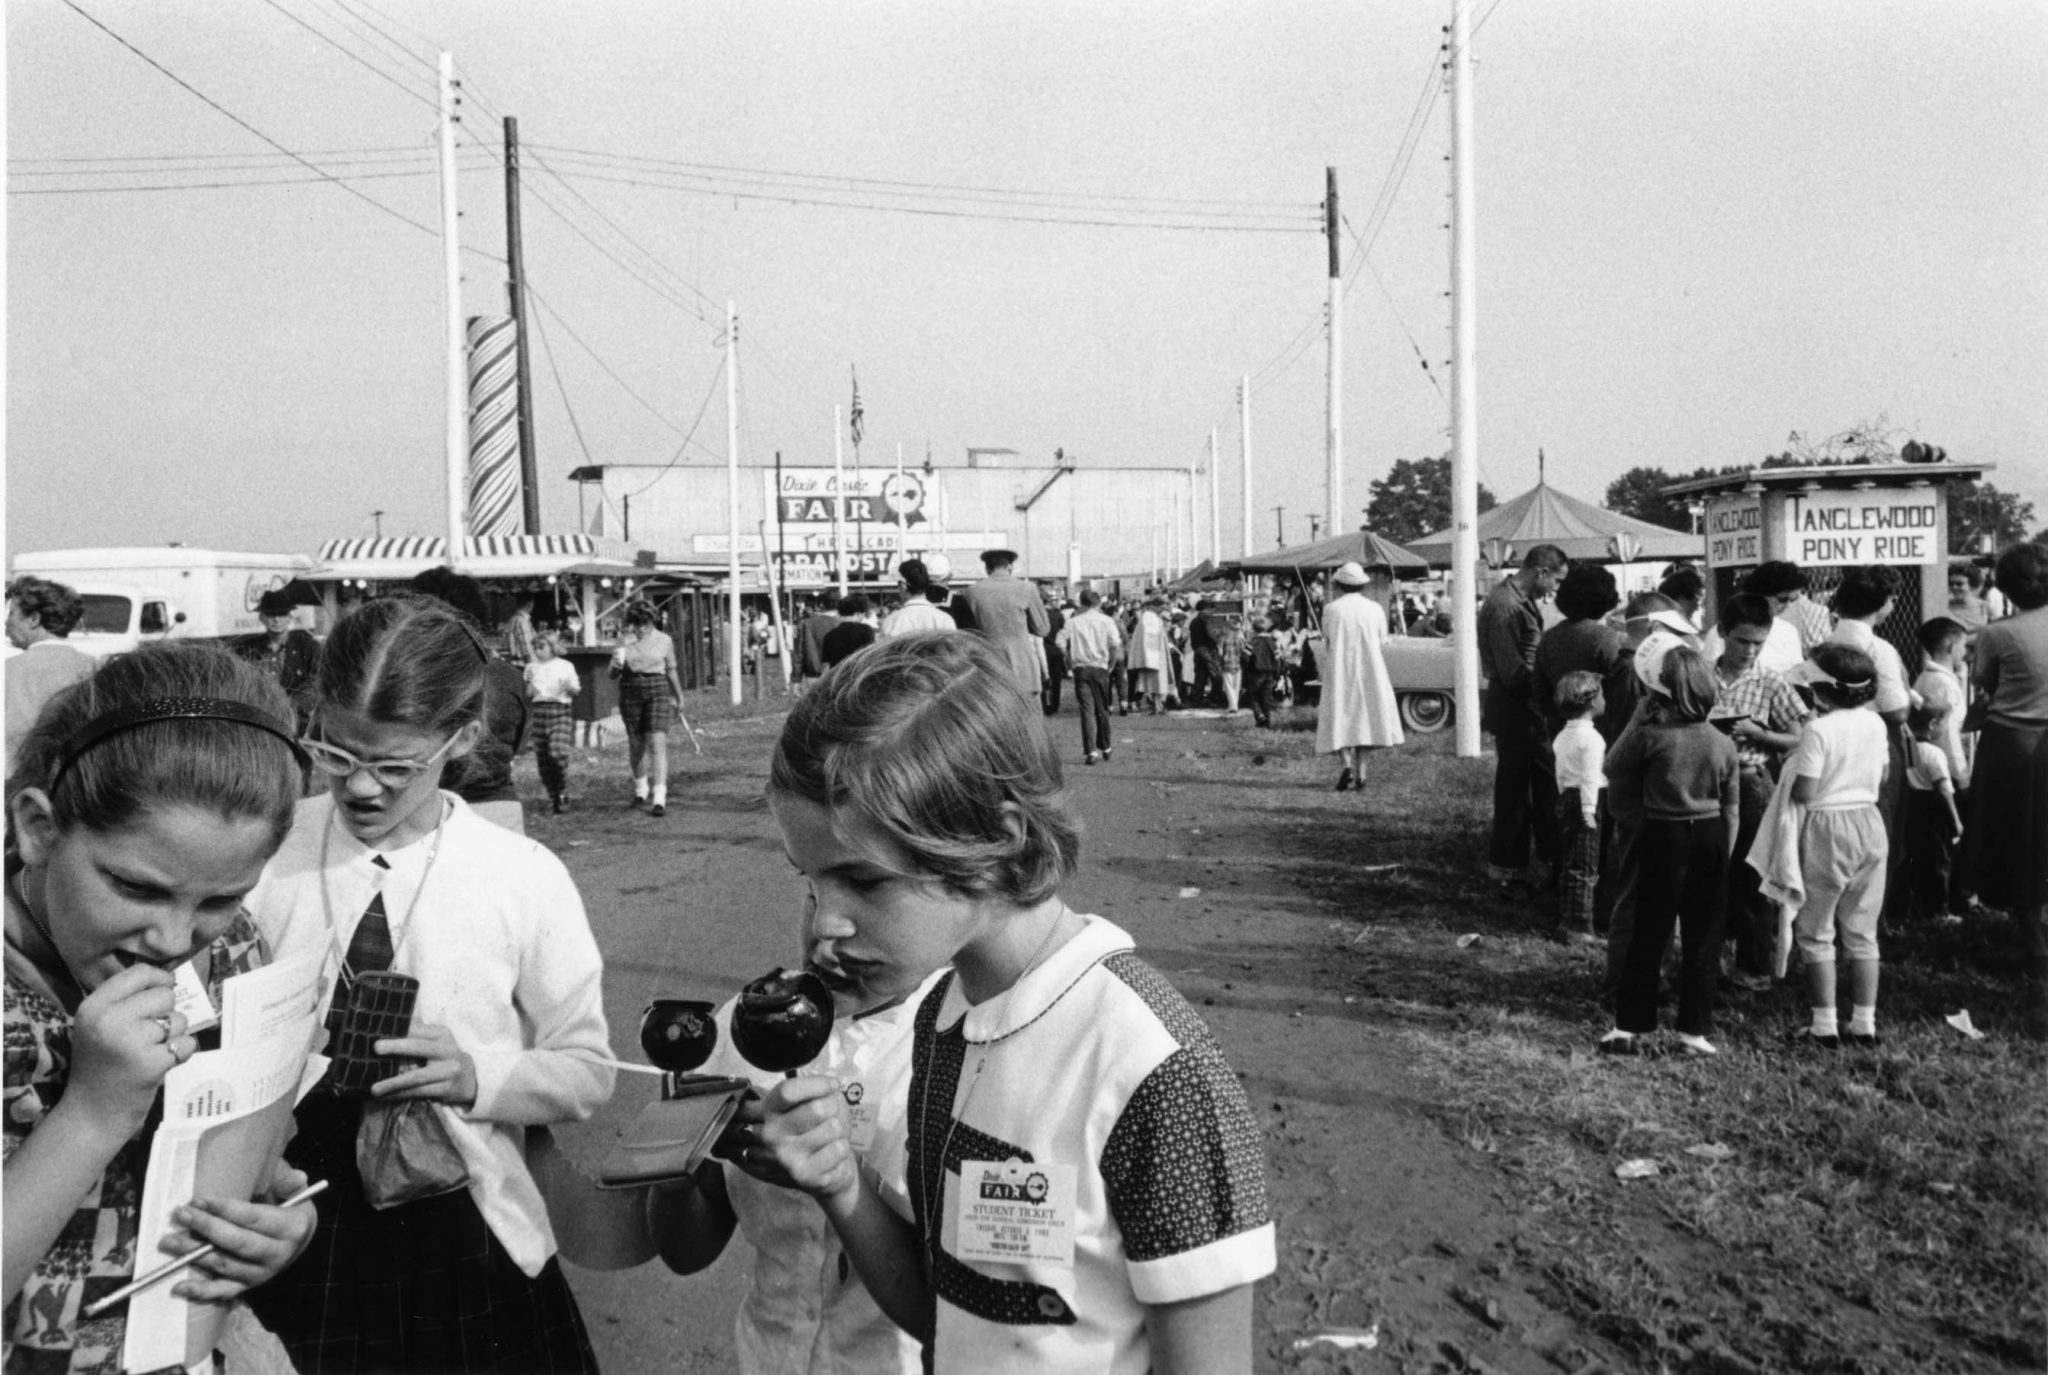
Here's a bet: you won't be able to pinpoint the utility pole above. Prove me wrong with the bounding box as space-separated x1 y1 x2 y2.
438 52 466 568
1450 0 1482 759
725 302 742 706
1273 505 1286 546
504 117 540 533
1309 515 1322 542
1207 429 1221 569
1325 166 1344 539
1240 376 1253 556
371 509 384 539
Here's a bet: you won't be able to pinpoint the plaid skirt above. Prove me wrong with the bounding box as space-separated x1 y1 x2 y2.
617 672 675 735
530 701 573 795
247 1088 598 1375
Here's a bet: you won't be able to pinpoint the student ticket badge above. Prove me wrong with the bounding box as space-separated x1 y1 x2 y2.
171 959 220 1035
954 1158 1077 1268
843 1079 877 1153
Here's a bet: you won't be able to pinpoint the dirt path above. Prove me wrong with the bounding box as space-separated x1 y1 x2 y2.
536 703 1642 1374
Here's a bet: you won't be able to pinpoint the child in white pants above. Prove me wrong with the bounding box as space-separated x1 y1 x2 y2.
1787 644 1891 1048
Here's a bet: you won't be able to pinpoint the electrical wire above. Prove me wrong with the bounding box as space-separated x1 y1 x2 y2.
526 290 598 474
523 281 718 454
626 356 731 499
250 0 439 112
8 168 447 195
53 0 441 238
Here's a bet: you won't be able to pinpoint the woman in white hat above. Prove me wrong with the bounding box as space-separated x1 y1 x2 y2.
1317 561 1404 790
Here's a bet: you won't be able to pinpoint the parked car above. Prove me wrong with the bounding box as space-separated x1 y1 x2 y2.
1300 630 1460 732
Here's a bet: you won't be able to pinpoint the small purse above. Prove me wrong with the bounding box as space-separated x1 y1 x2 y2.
356 1097 473 1210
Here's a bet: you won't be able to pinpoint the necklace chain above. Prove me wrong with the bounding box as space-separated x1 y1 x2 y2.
12 869 84 1003
318 798 447 983
917 909 1069 1256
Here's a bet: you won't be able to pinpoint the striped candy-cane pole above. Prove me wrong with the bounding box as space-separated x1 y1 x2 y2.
467 315 522 539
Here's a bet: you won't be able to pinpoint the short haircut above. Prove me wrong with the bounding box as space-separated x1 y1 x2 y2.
1717 592 1776 635
1078 588 1102 609
1995 542 2048 611
1554 669 1604 717
1918 617 1966 657
408 565 493 629
1658 565 1705 604
771 632 1081 906
316 594 487 737
1743 561 1809 597
1554 565 1620 622
7 642 300 849
1948 564 1979 589
1907 703 1938 736
1831 566 1898 620
1655 645 1718 723
6 576 85 638
1623 590 1680 621
838 593 871 618
623 601 659 629
924 582 949 604
898 559 930 595
1808 643 1879 711
1521 544 1569 573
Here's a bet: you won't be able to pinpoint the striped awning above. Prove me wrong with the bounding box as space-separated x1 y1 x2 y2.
309 534 648 581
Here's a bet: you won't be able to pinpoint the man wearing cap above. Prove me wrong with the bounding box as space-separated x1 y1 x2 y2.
956 548 1051 700
879 557 958 638
1478 544 1570 884
4 576 96 773
241 588 323 712
1318 561 1403 791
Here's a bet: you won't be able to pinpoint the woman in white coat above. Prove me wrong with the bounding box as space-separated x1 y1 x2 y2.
1316 561 1404 790
1125 594 1172 714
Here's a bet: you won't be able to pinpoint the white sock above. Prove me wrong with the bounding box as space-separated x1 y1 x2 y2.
1847 1005 1876 1036
1810 1007 1839 1037
634 777 650 800
652 784 667 807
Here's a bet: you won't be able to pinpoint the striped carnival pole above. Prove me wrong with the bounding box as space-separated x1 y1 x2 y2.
467 315 522 538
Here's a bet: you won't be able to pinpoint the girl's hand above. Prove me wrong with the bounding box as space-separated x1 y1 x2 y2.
749 1076 858 1205
65 965 191 1139
370 1023 477 1107
162 1162 318 1302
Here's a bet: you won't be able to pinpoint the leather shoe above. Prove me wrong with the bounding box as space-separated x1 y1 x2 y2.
1334 768 1355 793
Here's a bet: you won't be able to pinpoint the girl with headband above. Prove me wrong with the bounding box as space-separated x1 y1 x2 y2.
244 595 614 1374
4 643 316 1371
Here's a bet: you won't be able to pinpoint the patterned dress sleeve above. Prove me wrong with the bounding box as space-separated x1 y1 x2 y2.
1097 983 1274 1306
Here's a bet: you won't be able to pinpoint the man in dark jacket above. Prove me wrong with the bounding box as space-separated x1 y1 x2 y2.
1477 544 1568 885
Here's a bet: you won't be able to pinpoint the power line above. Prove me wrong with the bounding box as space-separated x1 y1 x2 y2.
523 281 715 451
10 167 450 195
627 356 731 499
525 142 1317 218
54 0 441 237
537 167 1317 234
249 0 439 112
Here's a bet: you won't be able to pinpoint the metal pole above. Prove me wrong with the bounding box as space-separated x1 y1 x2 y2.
1451 0 1483 759
504 117 540 533
1239 375 1253 556
438 53 466 569
833 407 849 596
1326 166 1344 538
725 302 743 706
896 441 908 555
1208 429 1221 569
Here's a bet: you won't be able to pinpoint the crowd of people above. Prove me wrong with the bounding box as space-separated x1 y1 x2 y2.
3 563 1277 1374
1476 542 2048 1054
5 533 2042 1373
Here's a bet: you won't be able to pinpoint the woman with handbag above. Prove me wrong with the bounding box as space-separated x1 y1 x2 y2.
245 595 616 1374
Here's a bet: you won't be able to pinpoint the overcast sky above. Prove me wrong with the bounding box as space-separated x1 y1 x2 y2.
9 0 2045 561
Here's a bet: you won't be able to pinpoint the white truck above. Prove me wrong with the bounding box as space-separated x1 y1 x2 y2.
8 547 318 656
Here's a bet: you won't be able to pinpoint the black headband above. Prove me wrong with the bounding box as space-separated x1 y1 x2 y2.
50 696 308 792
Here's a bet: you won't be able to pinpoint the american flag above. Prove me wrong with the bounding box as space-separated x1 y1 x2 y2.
849 367 864 447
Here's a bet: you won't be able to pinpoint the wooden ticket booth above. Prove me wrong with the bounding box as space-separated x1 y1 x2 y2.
1666 461 1993 670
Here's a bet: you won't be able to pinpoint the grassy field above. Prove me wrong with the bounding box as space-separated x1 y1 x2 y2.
1214 714 2047 1375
